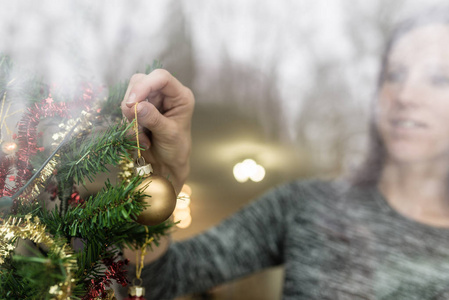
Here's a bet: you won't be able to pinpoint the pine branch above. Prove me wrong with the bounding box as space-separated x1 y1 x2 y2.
42 178 139 270
63 178 145 237
100 80 129 120
0 58 175 298
38 176 173 280
0 237 78 300
58 119 136 185
0 265 29 299
58 175 74 216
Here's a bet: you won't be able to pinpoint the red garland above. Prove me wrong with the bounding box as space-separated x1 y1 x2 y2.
12 81 100 192
0 156 13 197
45 183 86 207
83 257 129 300
79 82 95 111
14 98 68 193
68 187 86 207
10 83 101 205
67 81 100 113
45 181 59 201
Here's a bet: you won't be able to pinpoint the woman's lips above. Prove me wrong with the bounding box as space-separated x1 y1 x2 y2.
390 119 427 129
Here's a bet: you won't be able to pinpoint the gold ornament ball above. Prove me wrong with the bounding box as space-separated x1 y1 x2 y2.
135 174 177 226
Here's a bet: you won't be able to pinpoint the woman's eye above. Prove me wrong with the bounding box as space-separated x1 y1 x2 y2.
430 74 449 87
385 70 405 83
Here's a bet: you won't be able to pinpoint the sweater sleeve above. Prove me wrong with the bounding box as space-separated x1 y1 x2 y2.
125 183 297 300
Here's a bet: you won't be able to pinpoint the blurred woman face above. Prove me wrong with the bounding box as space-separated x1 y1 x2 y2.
377 24 449 167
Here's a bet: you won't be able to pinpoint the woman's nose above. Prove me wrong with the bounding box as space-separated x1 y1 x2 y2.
395 76 420 107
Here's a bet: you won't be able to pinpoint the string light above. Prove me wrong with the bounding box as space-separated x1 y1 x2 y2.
233 159 265 183
174 184 192 229
174 207 190 220
1 141 17 155
176 192 191 209
176 214 192 229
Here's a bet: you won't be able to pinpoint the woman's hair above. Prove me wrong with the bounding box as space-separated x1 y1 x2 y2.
350 6 449 186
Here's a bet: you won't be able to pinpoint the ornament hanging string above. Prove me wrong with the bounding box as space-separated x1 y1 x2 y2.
0 92 21 140
136 227 153 282
0 92 6 138
133 103 153 279
134 104 142 161
131 103 176 227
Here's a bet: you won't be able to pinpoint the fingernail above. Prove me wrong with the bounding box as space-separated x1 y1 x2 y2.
126 93 136 104
136 103 148 115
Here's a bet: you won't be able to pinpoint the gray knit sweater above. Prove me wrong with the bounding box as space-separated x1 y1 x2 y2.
118 180 449 299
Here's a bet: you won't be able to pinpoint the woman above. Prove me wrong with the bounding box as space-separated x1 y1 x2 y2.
120 9 449 300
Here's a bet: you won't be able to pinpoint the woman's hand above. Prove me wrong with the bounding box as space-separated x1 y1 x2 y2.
121 69 194 194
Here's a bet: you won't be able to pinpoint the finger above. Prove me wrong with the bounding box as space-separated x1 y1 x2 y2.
121 73 145 118
123 73 146 102
124 69 187 109
121 102 137 123
135 101 173 135
125 125 151 149
137 128 151 150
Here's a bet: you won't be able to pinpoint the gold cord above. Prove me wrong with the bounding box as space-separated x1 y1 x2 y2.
133 104 153 282
136 226 154 280
0 92 6 132
134 103 141 159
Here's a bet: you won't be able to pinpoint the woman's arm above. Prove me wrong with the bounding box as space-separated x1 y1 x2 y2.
122 185 292 299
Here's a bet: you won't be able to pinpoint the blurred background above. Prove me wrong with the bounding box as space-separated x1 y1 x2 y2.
0 0 446 299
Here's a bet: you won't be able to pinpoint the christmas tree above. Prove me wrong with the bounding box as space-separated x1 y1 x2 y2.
0 56 174 299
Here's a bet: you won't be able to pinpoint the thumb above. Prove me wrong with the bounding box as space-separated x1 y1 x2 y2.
135 101 169 134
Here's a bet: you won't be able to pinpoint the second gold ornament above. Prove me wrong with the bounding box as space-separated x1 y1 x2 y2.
134 160 177 226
